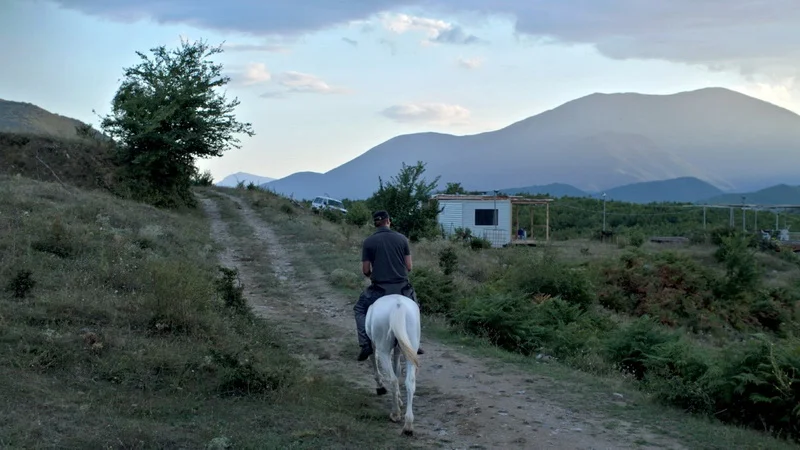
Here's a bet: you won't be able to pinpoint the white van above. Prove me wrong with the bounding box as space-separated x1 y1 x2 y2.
311 196 348 214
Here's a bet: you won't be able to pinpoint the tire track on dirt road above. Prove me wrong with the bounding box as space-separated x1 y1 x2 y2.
199 191 686 450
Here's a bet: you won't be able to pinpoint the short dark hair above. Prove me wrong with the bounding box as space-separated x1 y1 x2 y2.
372 210 390 225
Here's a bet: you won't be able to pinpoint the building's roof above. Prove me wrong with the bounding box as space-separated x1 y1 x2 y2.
432 194 554 204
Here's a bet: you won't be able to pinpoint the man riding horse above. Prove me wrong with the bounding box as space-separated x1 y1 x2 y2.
354 210 425 361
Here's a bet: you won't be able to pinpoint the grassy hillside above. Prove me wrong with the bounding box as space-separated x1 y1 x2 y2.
0 175 412 448
0 132 118 191
0 99 100 139
231 184 800 446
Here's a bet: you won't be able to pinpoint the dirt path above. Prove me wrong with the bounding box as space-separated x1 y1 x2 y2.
198 192 686 450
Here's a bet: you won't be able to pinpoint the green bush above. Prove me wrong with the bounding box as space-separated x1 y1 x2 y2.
344 201 371 227
438 246 458 276
603 316 680 380
410 266 457 316
502 250 595 309
629 230 645 247
321 208 343 224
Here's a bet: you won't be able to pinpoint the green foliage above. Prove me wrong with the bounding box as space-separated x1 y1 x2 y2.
6 269 35 299
215 266 248 313
714 234 761 296
604 316 680 379
629 230 645 247
596 250 721 331
343 201 371 227
438 246 458 276
191 169 215 186
409 266 457 316
320 207 343 223
367 161 441 242
100 38 254 208
442 182 467 194
501 249 595 309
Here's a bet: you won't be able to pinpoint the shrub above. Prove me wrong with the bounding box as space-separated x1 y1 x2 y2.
629 230 645 247
469 236 492 250
6 269 35 299
603 316 680 380
713 234 761 296
438 246 458 276
410 266 457 316
502 250 595 309
321 208 343 224
215 266 247 313
279 202 295 215
344 201 371 227
191 169 214 186
595 250 719 331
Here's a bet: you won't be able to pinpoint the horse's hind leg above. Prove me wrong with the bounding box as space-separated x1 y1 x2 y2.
371 353 386 396
392 345 403 408
402 359 417 436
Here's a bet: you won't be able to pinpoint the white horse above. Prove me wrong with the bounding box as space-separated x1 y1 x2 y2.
365 293 421 436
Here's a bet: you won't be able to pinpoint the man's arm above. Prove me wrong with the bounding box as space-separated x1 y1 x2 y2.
361 241 373 277
403 238 412 272
362 260 372 278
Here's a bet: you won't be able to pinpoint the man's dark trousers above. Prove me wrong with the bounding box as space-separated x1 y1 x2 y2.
354 281 417 353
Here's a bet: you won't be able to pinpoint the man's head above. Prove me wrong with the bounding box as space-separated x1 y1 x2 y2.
372 210 391 228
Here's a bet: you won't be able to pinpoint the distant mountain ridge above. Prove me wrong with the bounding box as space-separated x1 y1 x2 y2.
262 87 800 200
216 172 275 187
701 184 800 206
0 98 101 140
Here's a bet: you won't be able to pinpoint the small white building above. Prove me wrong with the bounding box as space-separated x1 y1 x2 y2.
433 194 514 248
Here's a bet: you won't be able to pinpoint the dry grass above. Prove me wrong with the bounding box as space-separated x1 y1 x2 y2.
223 185 800 449
0 175 414 448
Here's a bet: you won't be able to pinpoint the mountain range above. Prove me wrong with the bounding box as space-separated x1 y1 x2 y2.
2 89 798 206
261 87 800 201
215 172 276 187
0 98 94 139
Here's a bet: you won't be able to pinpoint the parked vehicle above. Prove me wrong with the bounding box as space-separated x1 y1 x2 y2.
311 196 348 214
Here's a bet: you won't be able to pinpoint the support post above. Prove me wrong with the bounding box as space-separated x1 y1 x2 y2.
703 205 707 230
546 202 550 242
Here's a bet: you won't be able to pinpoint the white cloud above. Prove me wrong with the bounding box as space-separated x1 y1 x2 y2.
50 0 800 78
235 63 271 86
277 71 351 94
380 102 471 125
457 57 483 69
222 42 289 53
379 12 483 45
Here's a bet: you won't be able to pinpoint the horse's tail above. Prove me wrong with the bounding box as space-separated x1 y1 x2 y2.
389 302 420 369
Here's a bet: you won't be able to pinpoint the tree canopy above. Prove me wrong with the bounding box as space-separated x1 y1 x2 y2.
100 38 254 207
367 161 442 242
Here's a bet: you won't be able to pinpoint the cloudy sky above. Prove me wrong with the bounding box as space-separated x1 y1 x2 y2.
2 0 799 180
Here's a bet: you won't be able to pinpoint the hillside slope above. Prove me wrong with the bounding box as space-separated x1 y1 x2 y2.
264 87 800 200
605 177 725 204
0 98 100 140
0 132 117 190
702 184 800 205
216 172 276 187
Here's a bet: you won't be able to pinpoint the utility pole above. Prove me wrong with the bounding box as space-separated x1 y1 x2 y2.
703 205 707 230
492 190 498 230
741 196 746 232
602 193 607 232
729 207 734 228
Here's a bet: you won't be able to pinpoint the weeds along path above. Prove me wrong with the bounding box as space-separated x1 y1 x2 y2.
200 191 685 450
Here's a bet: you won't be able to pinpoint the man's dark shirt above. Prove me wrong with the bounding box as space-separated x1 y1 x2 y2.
361 226 411 285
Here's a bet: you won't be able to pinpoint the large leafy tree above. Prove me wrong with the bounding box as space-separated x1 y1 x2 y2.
100 38 254 207
368 161 442 242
